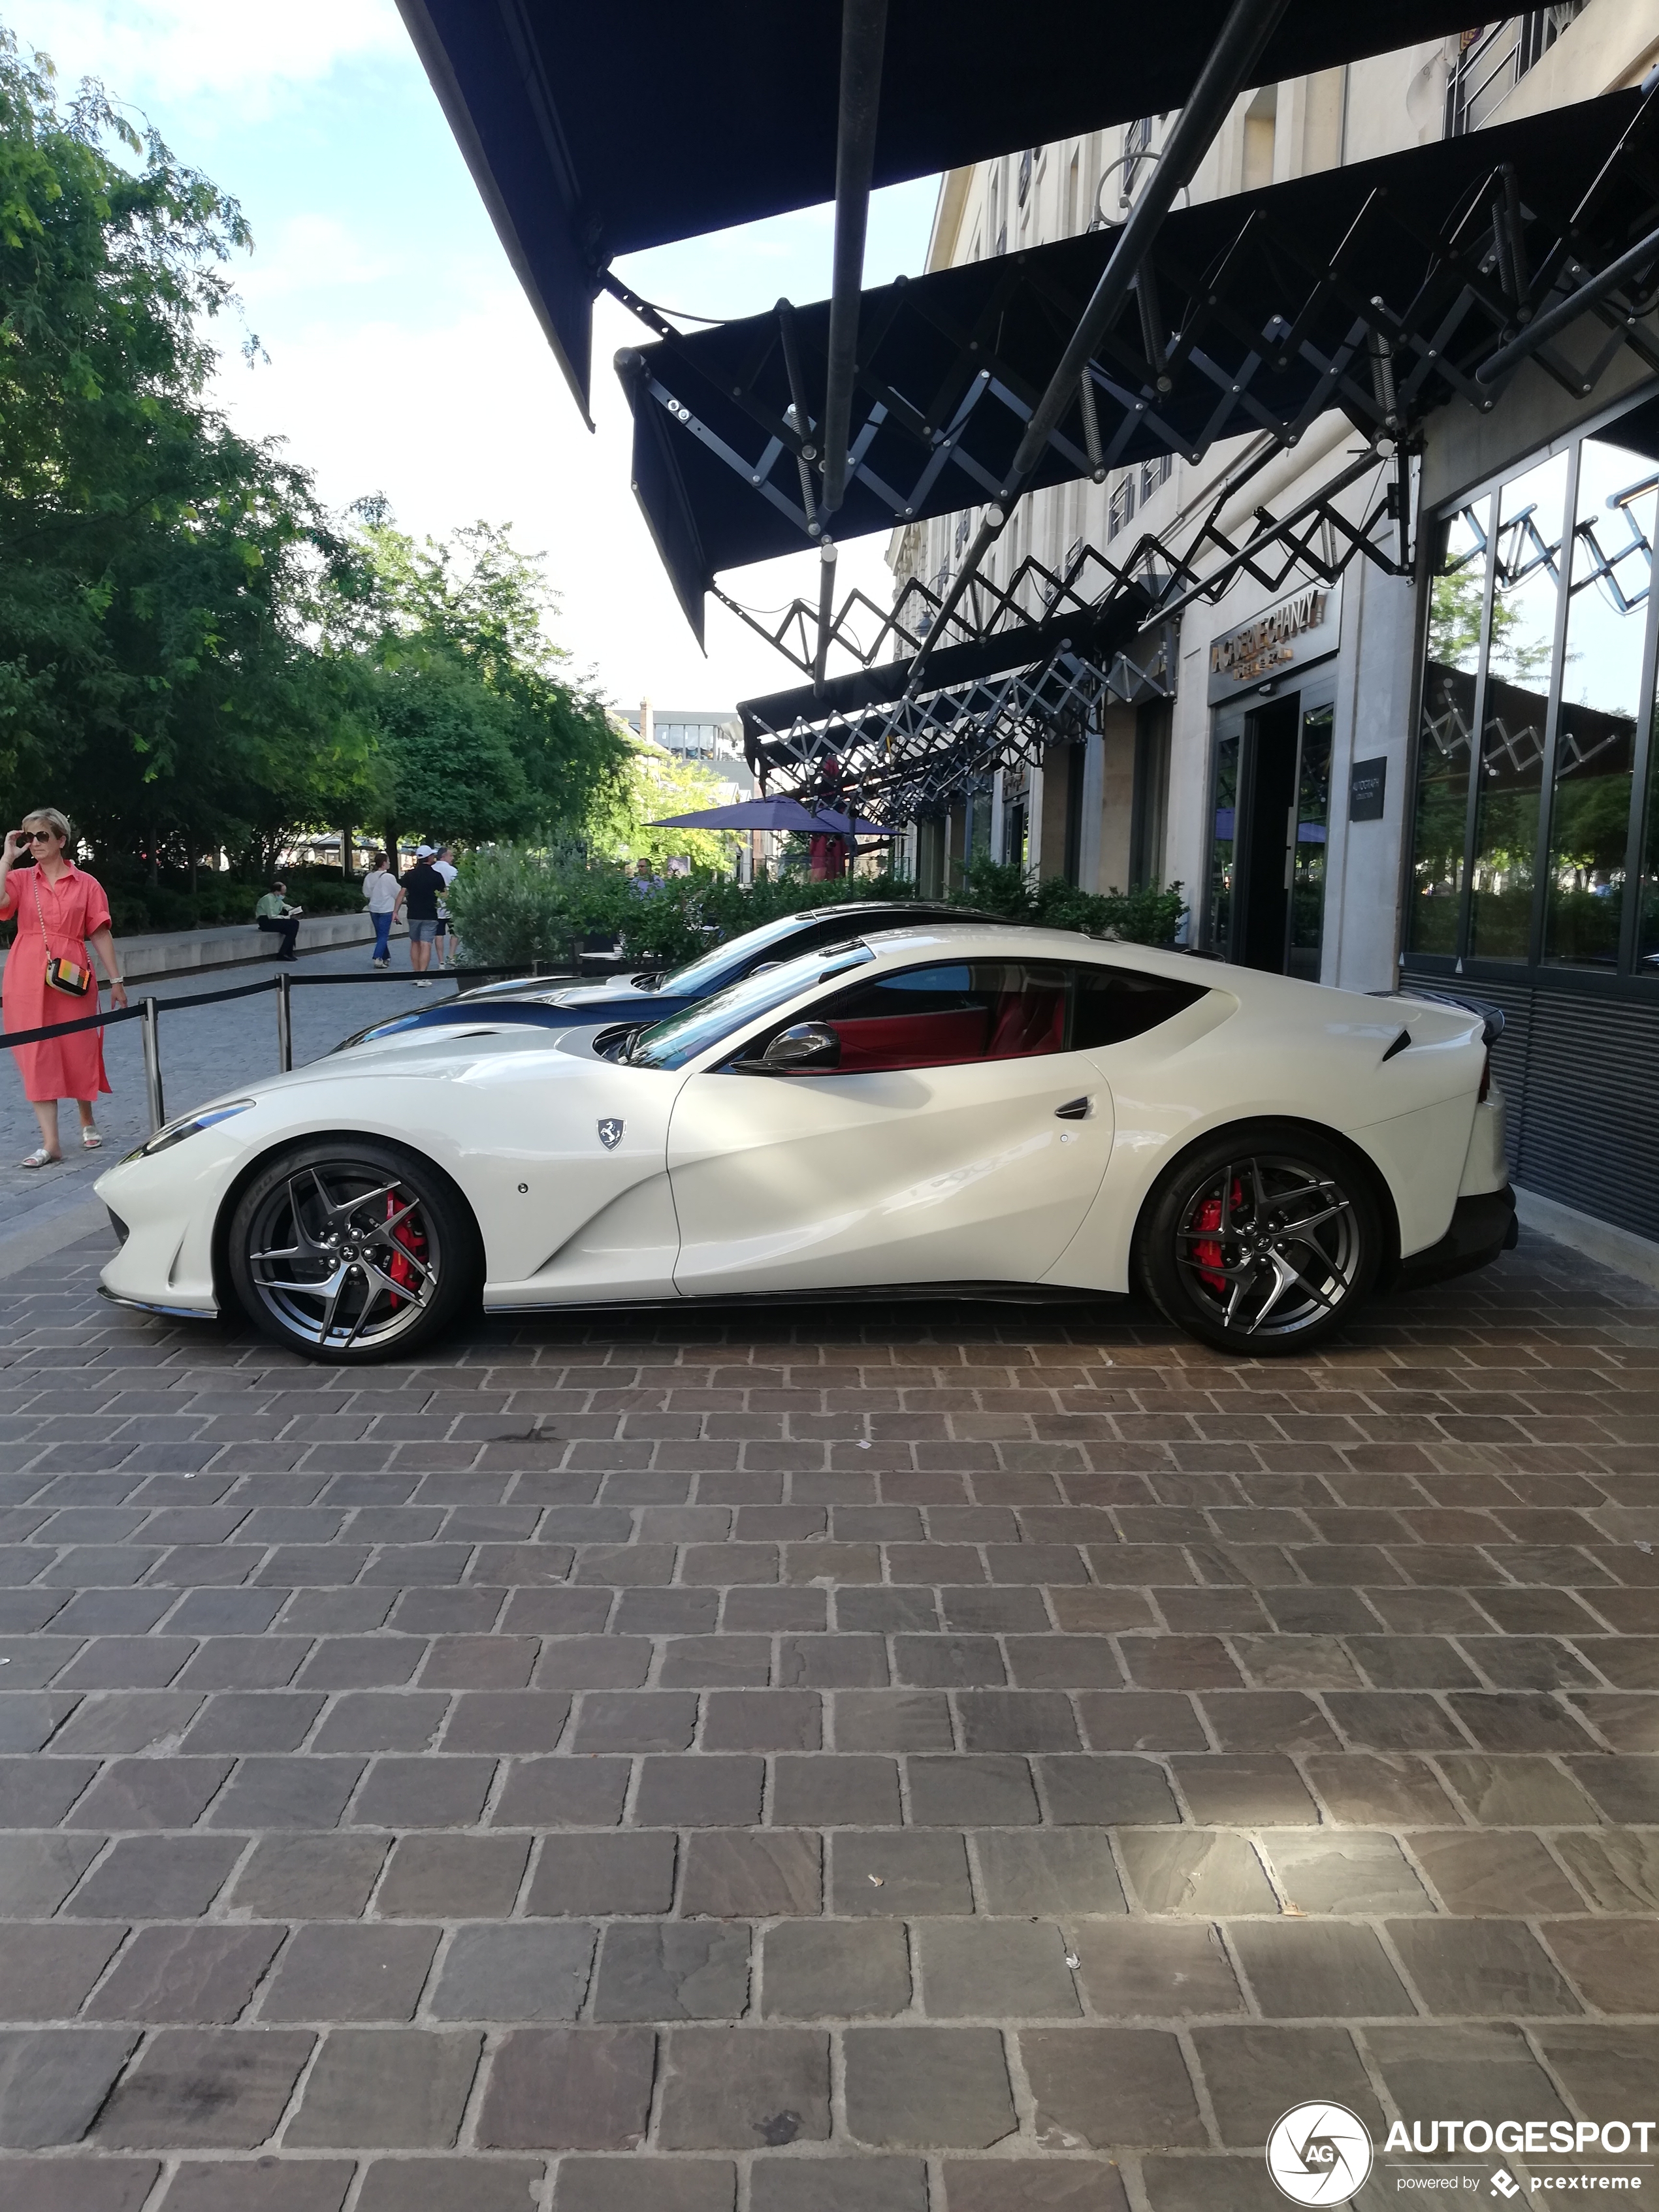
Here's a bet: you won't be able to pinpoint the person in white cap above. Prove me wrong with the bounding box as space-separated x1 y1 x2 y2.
395 845 445 983
432 844 458 970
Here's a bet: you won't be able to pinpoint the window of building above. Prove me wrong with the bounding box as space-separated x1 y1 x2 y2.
1408 504 1487 954
1140 453 1173 504
1018 148 1034 206
1445 7 1588 138
1405 387 1659 980
1064 149 1080 234
1123 116 1153 203
1544 436 1656 967
1108 474 1135 541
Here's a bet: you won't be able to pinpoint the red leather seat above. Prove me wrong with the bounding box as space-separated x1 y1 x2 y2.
986 988 1064 1059
831 1006 989 1070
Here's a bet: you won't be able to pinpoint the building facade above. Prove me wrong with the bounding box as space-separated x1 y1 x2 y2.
889 1 1659 1257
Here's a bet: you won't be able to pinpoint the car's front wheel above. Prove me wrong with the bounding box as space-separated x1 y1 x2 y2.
227 1140 479 1362
1137 1124 1381 1355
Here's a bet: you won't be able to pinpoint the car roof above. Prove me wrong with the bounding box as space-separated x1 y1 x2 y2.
779 901 991 922
831 922 1327 997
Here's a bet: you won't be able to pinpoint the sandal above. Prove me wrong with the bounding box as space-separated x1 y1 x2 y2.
20 1148 62 1170
80 1128 103 1150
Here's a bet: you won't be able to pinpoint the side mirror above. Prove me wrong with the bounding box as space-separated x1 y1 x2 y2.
760 1021 841 1070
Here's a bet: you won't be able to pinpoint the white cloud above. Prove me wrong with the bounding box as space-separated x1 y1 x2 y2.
211 282 897 716
18 0 404 106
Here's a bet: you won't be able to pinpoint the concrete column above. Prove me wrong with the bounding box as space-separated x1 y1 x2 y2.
1078 730 1106 893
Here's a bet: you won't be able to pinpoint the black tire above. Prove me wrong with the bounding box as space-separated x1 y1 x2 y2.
227 1138 479 1362
1136 1122 1381 1356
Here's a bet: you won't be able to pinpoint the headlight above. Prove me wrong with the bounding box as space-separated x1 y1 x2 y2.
125 1100 255 1161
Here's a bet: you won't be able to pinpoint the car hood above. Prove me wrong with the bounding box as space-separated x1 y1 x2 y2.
550 978 664 1007
221 1025 605 1109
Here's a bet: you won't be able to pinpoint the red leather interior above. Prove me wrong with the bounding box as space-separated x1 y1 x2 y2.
987 988 1065 1059
831 1007 988 1069
828 988 1065 1071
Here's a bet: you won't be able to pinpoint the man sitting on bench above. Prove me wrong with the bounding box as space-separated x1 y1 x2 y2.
254 880 302 963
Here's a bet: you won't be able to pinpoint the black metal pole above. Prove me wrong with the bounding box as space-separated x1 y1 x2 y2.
904 0 1291 696
820 0 888 517
1001 0 1290 497
1475 218 1659 386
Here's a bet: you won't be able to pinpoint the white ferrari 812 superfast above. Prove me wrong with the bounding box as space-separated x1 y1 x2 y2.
96 924 1514 1362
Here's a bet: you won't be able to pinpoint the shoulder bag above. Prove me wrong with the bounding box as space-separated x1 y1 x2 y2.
33 872 92 997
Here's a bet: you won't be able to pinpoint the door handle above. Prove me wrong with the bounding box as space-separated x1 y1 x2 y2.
1055 1097 1091 1120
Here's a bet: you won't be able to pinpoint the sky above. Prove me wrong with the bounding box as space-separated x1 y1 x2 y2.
11 0 940 718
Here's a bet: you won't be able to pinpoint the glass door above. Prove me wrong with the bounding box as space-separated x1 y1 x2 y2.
1206 677 1336 976
1287 699 1334 981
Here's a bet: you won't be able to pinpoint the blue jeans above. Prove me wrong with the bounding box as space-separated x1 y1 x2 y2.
371 911 393 961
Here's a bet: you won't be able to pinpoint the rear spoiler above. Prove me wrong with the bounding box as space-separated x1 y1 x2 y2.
1376 984 1505 1047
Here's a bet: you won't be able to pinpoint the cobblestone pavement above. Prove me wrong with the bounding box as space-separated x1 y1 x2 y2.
0 1226 1654 2211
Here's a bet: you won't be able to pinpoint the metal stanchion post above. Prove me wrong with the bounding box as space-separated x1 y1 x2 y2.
276 970 293 1073
141 997 165 1132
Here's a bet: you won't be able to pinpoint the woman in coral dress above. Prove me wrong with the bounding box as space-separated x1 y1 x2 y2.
1 810 127 1166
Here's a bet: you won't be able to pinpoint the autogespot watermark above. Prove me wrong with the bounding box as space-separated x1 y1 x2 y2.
1265 2107 1656 2204
1268 2105 1376 2204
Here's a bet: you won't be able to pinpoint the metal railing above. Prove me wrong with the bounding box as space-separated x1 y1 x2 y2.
1 963 562 1136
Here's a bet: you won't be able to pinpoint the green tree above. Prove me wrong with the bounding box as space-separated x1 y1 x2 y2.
342 516 628 851
0 29 373 872
583 739 742 871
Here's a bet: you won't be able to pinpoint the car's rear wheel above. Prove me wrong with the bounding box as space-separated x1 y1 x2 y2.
1138 1124 1380 1355
227 1140 478 1362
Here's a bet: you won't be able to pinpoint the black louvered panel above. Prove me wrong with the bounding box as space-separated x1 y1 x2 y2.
1466 978 1532 1178
1400 970 1659 1243
1515 992 1659 1241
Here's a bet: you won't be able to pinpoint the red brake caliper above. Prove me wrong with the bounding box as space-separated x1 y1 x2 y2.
1193 1179 1244 1292
385 1194 427 1309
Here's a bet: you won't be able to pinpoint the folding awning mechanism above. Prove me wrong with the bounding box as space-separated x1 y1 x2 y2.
615 86 1659 648
399 0 1492 417
737 430 1402 820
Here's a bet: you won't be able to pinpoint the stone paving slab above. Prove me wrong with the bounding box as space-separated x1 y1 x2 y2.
0 1229 1651 2205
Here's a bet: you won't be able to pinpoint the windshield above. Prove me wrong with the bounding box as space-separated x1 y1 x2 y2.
653 908 859 997
629 942 873 1069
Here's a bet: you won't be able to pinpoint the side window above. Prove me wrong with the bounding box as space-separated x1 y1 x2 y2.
755 961 1071 1073
1071 965 1209 1049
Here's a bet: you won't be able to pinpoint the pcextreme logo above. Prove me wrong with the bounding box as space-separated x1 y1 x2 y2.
1267 2103 1376 2204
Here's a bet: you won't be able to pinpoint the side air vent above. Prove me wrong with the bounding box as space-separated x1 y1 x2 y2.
1381 1029 1411 1063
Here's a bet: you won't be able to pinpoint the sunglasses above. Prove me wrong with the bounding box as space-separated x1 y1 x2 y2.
20 829 56 844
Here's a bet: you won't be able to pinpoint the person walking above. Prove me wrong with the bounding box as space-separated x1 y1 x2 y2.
432 845 458 970
362 851 398 967
0 809 127 1167
396 845 444 984
254 880 302 961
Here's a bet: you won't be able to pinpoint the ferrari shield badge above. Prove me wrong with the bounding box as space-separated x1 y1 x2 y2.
597 1118 624 1151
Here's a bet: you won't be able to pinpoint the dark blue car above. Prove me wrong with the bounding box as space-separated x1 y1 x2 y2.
332 902 992 1054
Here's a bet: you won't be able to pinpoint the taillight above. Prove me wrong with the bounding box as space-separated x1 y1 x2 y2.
1478 1049 1491 1104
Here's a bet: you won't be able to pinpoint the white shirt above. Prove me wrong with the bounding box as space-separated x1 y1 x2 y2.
362 869 398 914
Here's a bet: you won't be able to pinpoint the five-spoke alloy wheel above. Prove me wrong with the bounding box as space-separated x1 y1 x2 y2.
1138 1124 1381 1354
227 1140 477 1361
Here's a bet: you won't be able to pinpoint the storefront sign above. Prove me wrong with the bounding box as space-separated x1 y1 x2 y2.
1207 580 1342 703
1349 756 1387 821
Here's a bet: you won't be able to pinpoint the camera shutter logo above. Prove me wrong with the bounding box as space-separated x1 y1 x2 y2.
1266 2102 1374 2204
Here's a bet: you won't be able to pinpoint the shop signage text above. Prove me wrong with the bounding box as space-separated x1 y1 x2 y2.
1208 581 1342 703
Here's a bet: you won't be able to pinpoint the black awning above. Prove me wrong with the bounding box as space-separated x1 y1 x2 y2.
397 0 1487 416
618 91 1654 635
